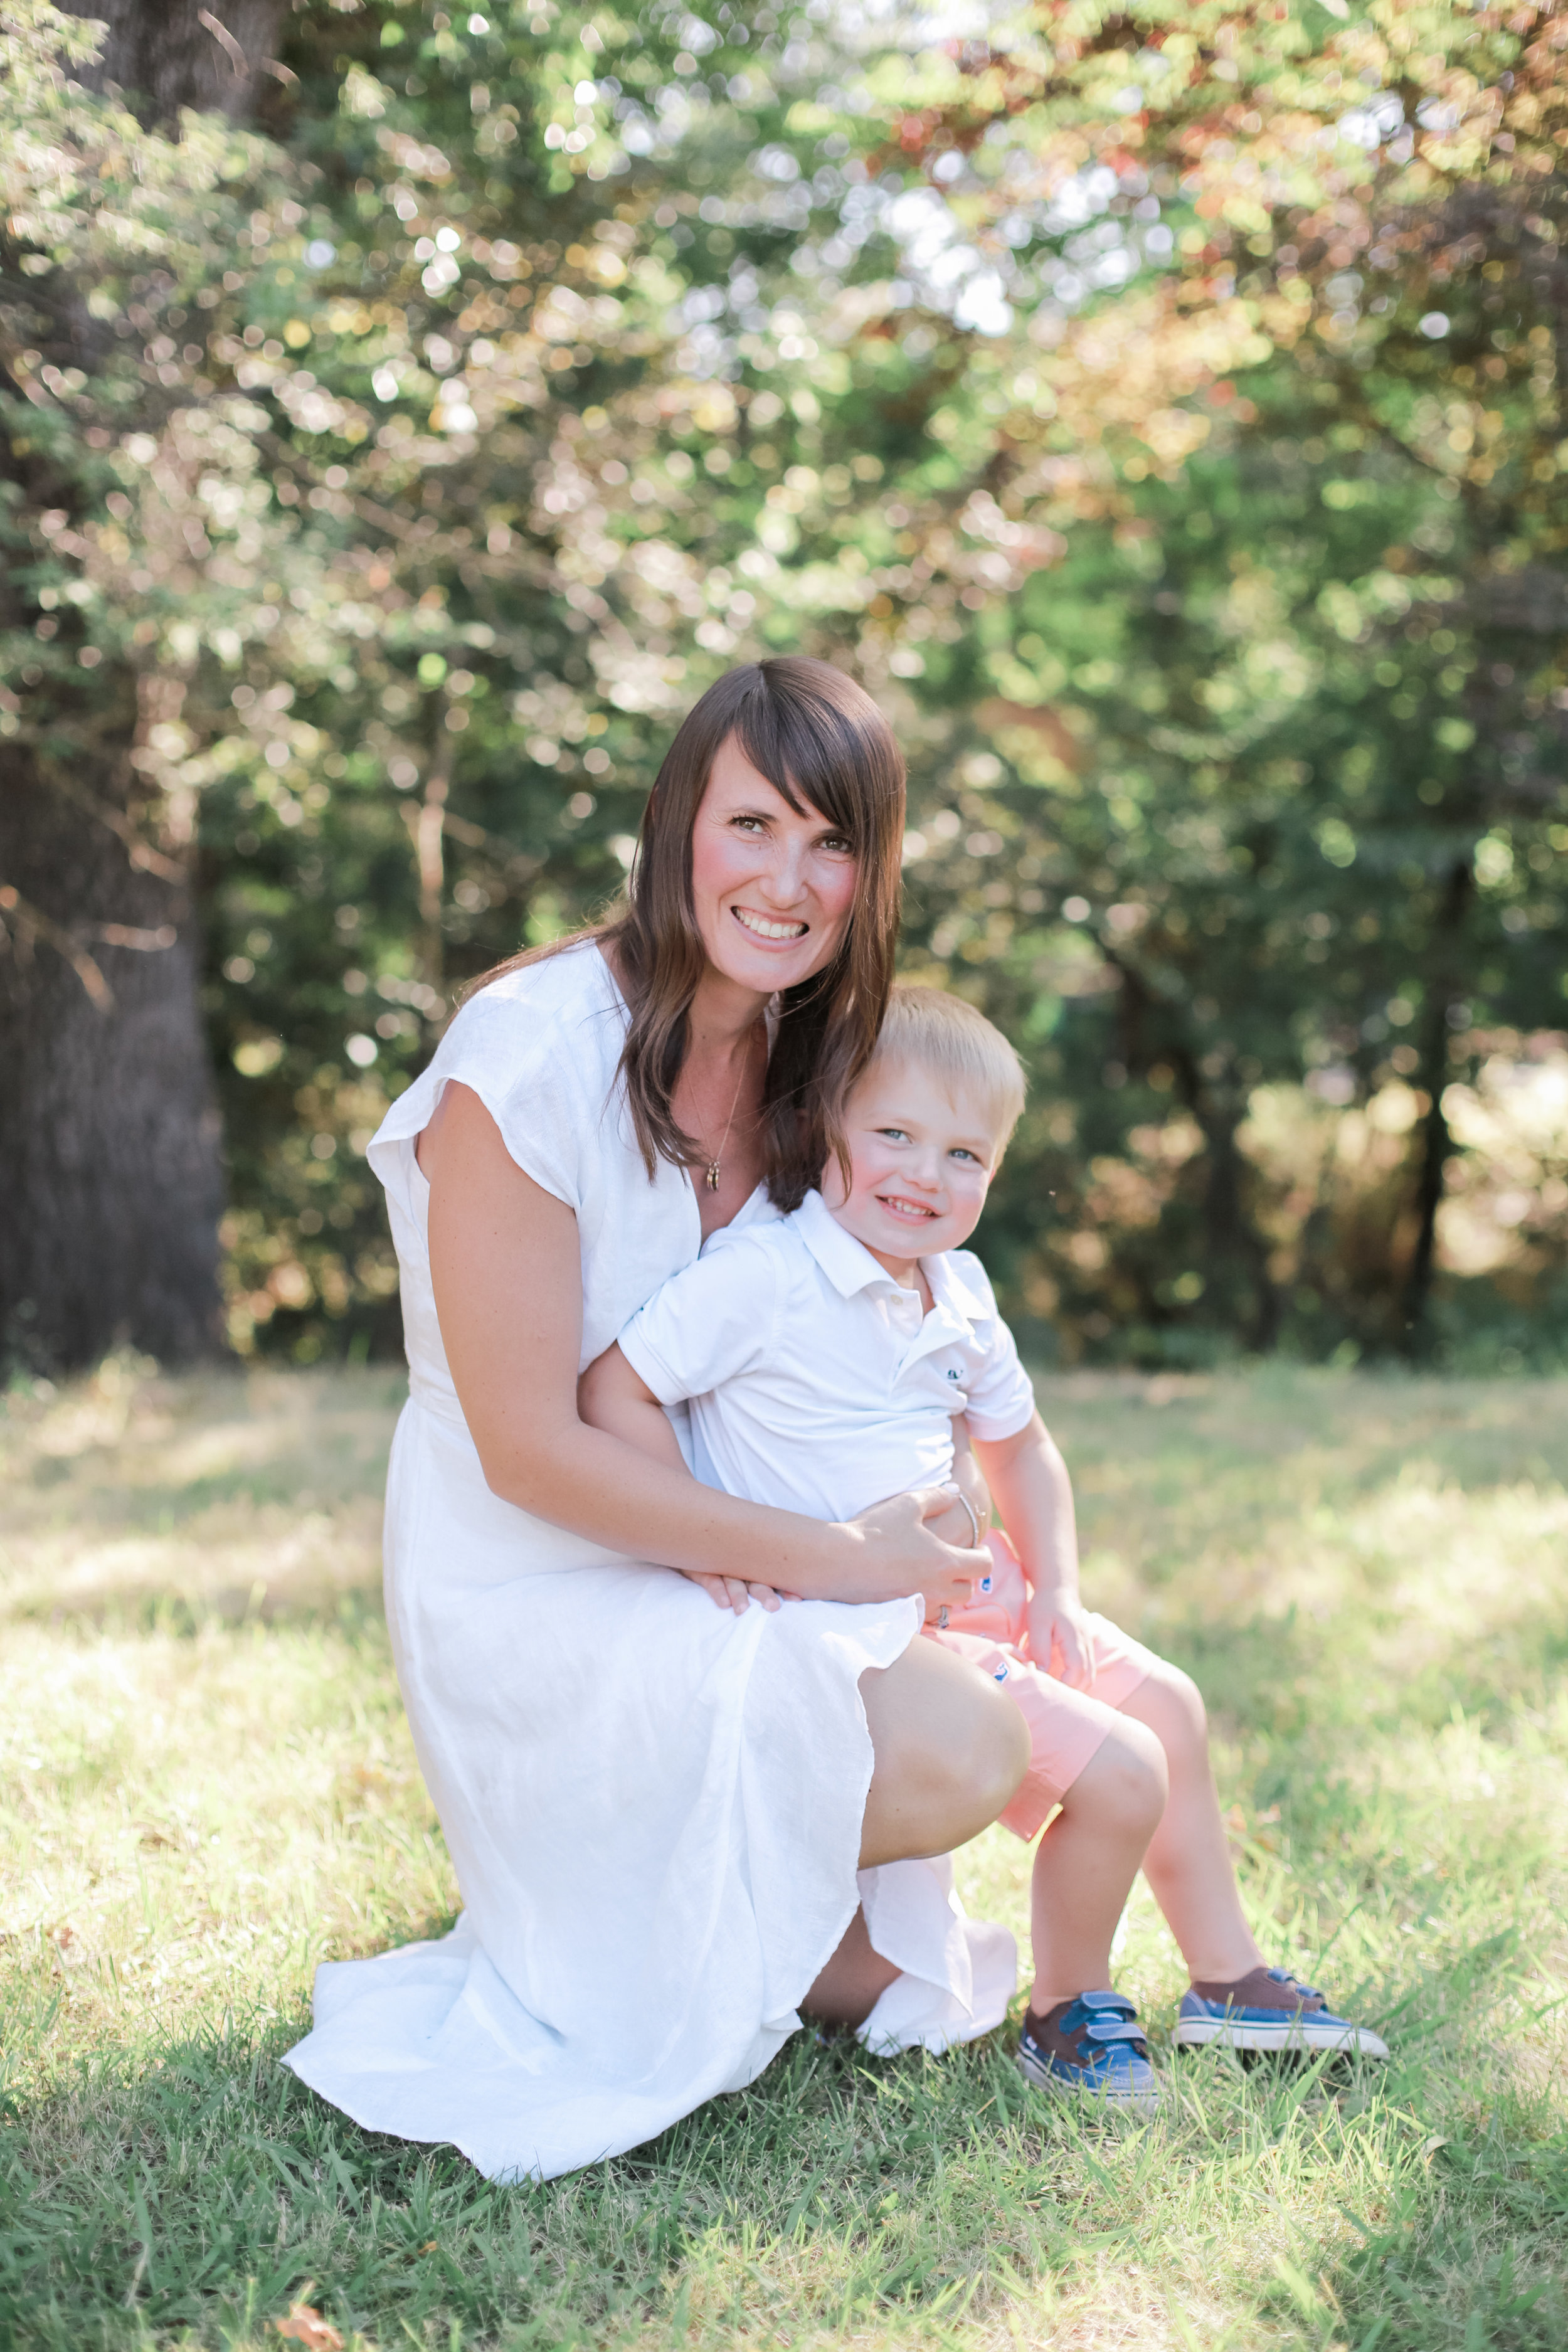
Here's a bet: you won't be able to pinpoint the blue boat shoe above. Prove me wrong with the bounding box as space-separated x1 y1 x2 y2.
1172 1966 1389 2058
1017 1988 1160 2115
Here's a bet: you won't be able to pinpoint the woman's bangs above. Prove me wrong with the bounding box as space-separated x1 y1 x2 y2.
733 694 879 847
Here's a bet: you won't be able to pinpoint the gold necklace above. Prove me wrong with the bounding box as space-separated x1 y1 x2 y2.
703 1028 758 1193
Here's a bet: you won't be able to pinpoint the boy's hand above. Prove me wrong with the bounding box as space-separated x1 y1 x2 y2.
1027 1589 1096 1690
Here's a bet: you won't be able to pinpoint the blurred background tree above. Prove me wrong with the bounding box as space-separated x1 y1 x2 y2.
1 0 1563 1376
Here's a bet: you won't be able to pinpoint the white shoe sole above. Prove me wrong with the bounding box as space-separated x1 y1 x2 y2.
1173 2017 1389 2059
1016 2048 1160 2116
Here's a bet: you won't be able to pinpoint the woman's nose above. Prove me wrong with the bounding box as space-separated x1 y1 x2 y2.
760 838 810 904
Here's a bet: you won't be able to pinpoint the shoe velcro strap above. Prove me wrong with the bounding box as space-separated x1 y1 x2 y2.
1084 2018 1148 2050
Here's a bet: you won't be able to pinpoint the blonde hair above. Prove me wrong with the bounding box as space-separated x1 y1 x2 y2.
857 985 1027 1155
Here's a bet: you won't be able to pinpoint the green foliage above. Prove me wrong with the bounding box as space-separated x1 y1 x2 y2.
1 0 1564 1365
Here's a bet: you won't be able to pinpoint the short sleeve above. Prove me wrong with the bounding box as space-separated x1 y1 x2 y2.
950 1253 1037 1443
367 946 624 1215
617 1238 783 1407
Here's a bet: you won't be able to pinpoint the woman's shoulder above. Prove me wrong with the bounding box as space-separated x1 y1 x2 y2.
460 936 619 1027
370 940 626 1185
438 940 622 1083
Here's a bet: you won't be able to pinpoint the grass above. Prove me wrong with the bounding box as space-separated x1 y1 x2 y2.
1 1359 1565 2351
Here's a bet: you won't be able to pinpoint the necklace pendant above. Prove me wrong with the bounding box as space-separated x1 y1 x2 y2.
705 1160 721 1192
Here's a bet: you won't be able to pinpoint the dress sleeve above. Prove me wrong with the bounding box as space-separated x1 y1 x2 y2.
953 1254 1037 1442
368 954 622 1214
617 1239 781 1406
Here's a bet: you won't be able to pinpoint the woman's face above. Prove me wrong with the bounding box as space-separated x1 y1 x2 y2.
687 733 861 995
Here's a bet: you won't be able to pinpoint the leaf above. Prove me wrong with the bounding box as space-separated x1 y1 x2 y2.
272 2292 344 2351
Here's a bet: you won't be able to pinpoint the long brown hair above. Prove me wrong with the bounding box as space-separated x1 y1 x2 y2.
468 659 905 1208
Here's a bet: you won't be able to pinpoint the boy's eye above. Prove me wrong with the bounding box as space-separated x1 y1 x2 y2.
950 1147 982 1164
875 1126 911 1143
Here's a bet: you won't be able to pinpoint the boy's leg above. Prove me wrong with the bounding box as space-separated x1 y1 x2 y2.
1117 1660 1263 1984
923 1629 1166 2013
1027 1714 1167 2013
959 1636 1163 2109
1084 1624 1389 2058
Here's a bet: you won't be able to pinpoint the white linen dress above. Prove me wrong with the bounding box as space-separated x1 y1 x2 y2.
282 941 1014 2183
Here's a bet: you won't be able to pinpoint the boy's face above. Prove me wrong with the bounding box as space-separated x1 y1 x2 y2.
823 1057 1002 1268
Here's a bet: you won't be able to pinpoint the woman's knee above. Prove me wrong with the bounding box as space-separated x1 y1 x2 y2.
968 1675 1031 1816
861 1642 1029 1852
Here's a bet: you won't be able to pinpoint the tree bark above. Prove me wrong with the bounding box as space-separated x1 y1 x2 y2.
0 748 224 1370
1401 858 1473 1352
60 0 290 125
0 0 288 1371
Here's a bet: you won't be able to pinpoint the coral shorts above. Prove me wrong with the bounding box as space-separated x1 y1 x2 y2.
921 1532 1161 1843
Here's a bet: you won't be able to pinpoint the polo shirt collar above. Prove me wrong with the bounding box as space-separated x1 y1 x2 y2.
792 1188 909 1299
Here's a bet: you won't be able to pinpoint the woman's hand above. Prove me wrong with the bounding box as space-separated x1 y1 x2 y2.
838 1487 990 1612
919 1486 981 1558
950 1417 992 1540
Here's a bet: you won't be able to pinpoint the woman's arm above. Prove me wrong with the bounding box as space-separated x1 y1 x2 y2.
578 1343 793 1615
421 1082 985 1609
972 1412 1096 1690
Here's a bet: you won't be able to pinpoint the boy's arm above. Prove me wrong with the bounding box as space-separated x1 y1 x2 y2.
972 1412 1096 1690
578 1344 802 1616
578 1342 691 1475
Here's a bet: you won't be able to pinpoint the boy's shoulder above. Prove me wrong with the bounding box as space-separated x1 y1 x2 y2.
697 1190 853 1291
928 1246 1005 1329
694 1199 798 1279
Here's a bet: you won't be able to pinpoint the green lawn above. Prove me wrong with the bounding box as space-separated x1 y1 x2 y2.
2 1361 1565 2351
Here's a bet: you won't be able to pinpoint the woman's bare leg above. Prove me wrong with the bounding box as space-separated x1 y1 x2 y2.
803 1906 901 2029
803 1640 1029 2029
857 1637 1030 1867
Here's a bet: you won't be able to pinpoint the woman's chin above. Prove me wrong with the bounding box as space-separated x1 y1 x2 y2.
704 934 831 995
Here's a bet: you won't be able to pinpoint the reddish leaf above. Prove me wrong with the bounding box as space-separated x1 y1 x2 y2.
272 2295 344 2351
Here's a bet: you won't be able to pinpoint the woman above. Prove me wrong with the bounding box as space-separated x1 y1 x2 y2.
284 659 1030 2183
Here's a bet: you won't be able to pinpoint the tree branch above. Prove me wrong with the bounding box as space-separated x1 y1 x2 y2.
0 884 114 1011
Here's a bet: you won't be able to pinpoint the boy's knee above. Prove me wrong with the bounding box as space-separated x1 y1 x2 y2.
1146 1660 1209 1752
1082 1718 1167 1834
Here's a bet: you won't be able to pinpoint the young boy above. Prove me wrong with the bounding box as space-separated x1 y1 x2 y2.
579 987 1387 2109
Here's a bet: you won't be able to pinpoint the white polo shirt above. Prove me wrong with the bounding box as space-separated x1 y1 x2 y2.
617 1187 1036 1523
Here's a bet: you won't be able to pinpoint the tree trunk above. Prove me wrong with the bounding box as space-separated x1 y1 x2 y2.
60 0 290 125
0 749 224 1370
0 0 288 1372
1401 857 1473 1352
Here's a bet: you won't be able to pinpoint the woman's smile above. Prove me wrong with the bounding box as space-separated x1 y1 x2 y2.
690 734 859 994
732 905 810 944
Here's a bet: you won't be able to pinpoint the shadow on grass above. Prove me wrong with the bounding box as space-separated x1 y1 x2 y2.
6 1922 1565 2352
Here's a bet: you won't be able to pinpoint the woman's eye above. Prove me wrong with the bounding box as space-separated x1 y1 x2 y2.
732 814 765 833
819 834 854 856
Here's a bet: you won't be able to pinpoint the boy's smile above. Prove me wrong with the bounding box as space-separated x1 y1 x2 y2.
822 1058 1002 1288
